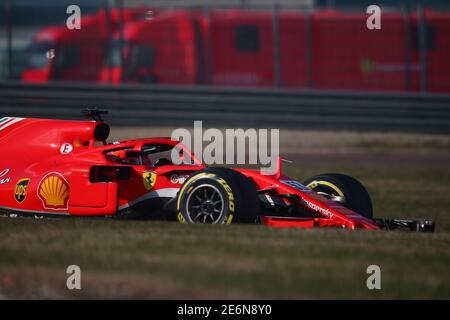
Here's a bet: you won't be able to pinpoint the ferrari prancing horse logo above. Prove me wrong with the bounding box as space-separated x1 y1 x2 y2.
143 171 157 191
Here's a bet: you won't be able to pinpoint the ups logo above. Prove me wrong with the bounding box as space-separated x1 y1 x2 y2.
14 178 30 204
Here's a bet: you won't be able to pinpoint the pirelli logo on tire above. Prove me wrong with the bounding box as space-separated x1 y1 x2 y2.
177 211 186 223
176 172 235 225
217 177 235 214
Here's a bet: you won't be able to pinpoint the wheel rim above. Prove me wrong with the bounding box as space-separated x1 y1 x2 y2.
307 182 346 204
186 184 225 224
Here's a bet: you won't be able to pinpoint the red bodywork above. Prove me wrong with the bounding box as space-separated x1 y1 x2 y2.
0 116 381 230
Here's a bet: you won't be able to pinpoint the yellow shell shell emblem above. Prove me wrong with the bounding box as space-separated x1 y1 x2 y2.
143 171 157 190
38 173 70 210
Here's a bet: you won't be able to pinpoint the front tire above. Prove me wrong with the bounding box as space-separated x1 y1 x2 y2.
303 173 373 219
176 167 260 224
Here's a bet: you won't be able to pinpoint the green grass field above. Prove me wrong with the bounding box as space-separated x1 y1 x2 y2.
0 129 449 299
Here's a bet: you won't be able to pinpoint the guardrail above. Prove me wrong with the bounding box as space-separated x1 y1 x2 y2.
1 81 450 133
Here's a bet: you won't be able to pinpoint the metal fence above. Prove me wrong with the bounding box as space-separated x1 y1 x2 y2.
1 1 450 94
1 81 449 133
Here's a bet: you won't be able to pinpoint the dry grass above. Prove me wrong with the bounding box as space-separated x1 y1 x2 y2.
0 127 449 299
0 219 449 299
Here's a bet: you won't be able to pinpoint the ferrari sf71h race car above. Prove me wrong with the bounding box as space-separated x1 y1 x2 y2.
0 111 434 232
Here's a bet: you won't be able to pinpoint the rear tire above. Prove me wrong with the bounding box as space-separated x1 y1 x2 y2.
303 173 373 219
176 167 260 224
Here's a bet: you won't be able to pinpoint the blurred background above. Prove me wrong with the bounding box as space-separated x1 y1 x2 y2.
1 0 450 93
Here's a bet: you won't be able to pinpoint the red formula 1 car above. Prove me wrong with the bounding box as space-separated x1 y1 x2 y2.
0 110 434 232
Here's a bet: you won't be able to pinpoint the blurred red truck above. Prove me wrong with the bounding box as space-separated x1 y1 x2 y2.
22 8 450 93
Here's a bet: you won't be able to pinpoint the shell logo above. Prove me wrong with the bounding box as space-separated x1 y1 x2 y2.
38 173 70 210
